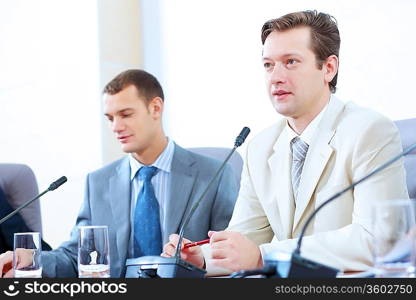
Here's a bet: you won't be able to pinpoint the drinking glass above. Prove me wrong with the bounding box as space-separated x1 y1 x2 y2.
78 225 110 278
13 232 42 278
372 199 416 277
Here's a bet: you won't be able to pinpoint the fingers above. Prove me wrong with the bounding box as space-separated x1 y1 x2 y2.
168 234 191 245
14 249 33 269
161 234 205 269
180 244 202 261
208 230 234 243
210 257 238 272
169 233 180 244
162 234 193 257
185 244 202 255
162 241 177 257
0 251 13 278
210 239 230 250
208 230 216 238
4 269 14 278
211 248 229 260
162 234 181 257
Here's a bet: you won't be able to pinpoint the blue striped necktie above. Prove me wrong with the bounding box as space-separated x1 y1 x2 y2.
133 166 162 257
291 137 309 200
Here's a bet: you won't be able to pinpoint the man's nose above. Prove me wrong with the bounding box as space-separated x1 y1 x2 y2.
269 63 287 84
111 118 125 133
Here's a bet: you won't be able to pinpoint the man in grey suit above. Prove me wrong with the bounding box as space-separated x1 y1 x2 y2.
0 69 238 278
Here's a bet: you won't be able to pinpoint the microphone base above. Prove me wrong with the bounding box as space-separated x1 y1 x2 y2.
126 256 206 278
263 251 339 278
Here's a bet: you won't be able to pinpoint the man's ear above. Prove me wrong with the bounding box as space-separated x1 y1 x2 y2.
323 55 339 84
148 97 164 119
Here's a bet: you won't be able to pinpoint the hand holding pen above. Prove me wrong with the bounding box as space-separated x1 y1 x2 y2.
184 238 210 249
162 234 206 269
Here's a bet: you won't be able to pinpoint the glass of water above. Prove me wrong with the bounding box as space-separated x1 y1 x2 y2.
78 225 110 278
372 199 416 277
13 232 42 278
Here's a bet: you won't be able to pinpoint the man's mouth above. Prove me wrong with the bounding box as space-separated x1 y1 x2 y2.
272 90 292 100
118 135 132 143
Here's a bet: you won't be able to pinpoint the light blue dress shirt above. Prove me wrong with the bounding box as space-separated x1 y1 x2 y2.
127 138 175 258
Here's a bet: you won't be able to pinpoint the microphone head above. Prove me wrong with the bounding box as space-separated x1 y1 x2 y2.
48 176 68 191
234 127 251 147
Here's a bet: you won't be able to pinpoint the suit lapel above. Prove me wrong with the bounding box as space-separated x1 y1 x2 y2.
109 157 131 272
292 97 345 232
267 121 294 239
164 145 197 242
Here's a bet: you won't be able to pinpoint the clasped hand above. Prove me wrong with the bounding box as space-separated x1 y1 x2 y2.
0 249 35 278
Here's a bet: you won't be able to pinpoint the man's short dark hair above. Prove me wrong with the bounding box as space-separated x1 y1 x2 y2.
261 10 340 93
103 69 164 103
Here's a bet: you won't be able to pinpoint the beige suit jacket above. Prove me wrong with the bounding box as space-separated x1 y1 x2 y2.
204 96 409 274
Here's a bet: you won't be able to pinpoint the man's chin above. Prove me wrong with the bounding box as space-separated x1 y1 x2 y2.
273 104 296 117
121 145 135 153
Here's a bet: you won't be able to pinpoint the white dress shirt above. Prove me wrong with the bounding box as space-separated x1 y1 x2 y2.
285 96 331 146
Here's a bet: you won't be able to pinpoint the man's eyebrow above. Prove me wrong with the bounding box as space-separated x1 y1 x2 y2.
104 107 133 118
262 52 303 60
104 108 134 116
281 52 303 58
118 108 134 113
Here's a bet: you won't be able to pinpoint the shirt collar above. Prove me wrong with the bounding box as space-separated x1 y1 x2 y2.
129 137 175 181
286 95 331 146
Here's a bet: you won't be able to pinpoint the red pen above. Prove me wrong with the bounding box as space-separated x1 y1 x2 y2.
183 238 210 249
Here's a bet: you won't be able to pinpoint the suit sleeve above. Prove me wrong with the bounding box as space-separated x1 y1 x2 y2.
208 164 239 231
259 117 409 271
41 174 94 277
225 144 275 245
203 147 274 276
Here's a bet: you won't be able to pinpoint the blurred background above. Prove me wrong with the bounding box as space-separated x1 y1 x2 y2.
1 0 415 247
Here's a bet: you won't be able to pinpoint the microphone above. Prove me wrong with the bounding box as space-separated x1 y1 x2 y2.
231 142 416 278
0 176 68 225
125 127 251 278
48 176 67 191
235 127 251 147
174 127 251 258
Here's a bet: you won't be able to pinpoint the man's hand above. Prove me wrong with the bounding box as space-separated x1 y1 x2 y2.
161 234 205 269
0 249 35 278
0 251 13 278
209 231 263 272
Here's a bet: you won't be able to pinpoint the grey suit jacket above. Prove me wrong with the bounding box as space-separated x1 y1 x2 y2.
42 144 238 277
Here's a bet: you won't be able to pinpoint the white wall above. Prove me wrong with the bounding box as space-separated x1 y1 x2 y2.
97 0 143 166
158 0 416 156
0 0 101 247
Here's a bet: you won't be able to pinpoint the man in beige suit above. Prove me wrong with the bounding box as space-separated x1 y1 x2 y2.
163 10 409 274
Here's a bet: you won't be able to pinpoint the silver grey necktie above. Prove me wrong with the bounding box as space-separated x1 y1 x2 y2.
291 136 309 199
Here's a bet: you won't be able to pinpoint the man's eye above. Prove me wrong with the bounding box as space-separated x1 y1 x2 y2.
121 114 132 118
287 59 297 65
263 62 273 70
